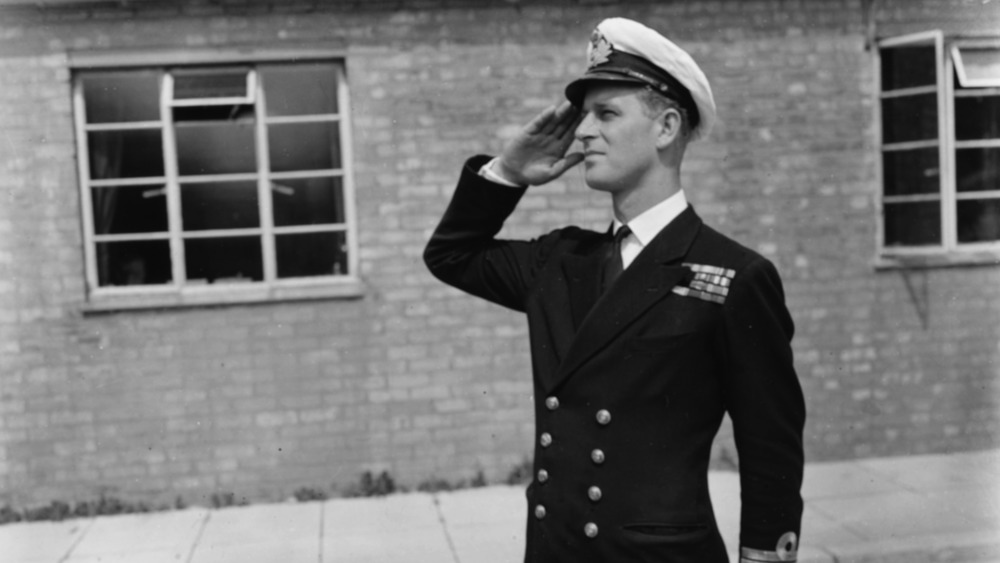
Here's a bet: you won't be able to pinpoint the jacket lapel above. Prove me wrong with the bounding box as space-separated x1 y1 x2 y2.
544 207 703 393
562 232 610 331
527 236 605 375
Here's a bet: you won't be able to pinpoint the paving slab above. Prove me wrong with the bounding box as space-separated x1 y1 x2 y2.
437 487 527 563
803 459 902 500
322 493 442 533
324 528 455 563
66 549 198 563
321 494 452 563
707 471 741 560
65 508 207 562
190 502 320 563
826 530 1000 563
192 537 321 563
448 521 524 563
809 487 987 543
0 518 92 563
435 486 526 527
858 449 1000 492
801 504 867 547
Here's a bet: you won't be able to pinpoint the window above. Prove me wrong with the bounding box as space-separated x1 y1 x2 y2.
877 32 1000 263
72 54 358 308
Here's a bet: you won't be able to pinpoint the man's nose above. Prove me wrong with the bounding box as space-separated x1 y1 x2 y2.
575 112 596 141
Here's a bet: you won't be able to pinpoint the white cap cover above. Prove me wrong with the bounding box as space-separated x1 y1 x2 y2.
565 17 717 141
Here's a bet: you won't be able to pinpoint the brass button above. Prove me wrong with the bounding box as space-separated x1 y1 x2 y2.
545 396 560 410
595 409 611 425
537 469 549 483
584 522 599 538
777 531 798 559
534 504 547 519
591 448 605 464
587 486 602 502
540 432 552 447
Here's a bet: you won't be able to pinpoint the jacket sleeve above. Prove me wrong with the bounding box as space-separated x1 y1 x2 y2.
423 155 553 313
721 257 806 563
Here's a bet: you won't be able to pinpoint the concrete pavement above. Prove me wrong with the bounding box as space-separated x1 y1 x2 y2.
1 448 998 562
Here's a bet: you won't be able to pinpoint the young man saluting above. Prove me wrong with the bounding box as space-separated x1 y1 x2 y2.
424 17 805 563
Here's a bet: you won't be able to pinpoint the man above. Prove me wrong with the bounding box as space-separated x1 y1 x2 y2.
424 17 805 563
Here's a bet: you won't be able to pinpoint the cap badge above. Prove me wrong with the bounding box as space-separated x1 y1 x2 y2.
588 29 613 69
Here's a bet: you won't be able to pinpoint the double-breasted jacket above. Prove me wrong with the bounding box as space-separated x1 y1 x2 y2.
424 156 806 563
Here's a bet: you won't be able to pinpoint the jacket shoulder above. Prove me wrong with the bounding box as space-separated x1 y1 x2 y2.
688 223 773 274
534 225 606 256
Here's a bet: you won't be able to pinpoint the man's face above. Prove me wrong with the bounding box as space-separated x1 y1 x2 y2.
574 83 662 194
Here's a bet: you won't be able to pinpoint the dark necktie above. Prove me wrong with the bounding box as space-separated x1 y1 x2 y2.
602 225 632 293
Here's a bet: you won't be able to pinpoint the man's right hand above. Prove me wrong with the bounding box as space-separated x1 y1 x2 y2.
494 101 585 186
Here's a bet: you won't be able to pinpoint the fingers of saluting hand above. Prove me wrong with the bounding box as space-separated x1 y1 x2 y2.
526 101 582 139
550 101 583 140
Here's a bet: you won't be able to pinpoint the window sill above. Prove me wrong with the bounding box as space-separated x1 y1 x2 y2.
81 277 366 315
874 250 1000 270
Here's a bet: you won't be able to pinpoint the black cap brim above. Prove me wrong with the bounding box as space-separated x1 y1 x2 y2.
564 71 650 107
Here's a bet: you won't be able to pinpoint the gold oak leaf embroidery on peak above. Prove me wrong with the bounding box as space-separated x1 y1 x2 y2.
589 30 613 68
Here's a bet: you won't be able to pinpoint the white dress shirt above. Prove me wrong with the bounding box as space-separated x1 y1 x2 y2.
614 189 688 269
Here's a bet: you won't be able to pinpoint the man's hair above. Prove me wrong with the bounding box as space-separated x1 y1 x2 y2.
637 86 691 139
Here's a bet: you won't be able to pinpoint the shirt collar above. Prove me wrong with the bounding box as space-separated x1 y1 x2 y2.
613 189 689 247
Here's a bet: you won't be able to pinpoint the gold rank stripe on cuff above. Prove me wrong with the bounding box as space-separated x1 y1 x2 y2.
740 547 797 562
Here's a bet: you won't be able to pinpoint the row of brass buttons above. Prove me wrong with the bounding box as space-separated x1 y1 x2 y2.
536 397 611 538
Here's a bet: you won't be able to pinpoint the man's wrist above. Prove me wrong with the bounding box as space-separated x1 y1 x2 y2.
479 157 526 187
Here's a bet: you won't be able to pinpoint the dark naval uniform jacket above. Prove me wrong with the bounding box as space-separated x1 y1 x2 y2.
424 156 806 563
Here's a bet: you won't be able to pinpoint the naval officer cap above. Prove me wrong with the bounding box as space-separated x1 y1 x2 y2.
565 17 717 141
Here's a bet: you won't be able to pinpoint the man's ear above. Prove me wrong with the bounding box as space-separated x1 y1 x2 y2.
655 108 683 150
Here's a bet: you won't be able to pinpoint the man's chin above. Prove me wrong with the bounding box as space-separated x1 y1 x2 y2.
584 176 619 193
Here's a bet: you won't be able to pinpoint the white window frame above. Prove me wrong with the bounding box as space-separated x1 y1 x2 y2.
875 31 1000 267
70 47 362 311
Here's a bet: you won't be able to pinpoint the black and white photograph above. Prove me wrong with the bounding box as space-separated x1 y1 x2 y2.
0 1 998 562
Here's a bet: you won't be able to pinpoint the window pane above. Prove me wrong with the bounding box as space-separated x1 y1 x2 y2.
881 45 937 91
174 104 255 122
184 236 262 283
954 94 1000 140
96 240 172 287
958 199 1000 243
883 148 940 196
954 47 1000 87
88 129 165 180
884 201 941 247
260 63 339 116
173 67 249 99
881 94 938 143
175 122 256 175
81 71 161 124
956 148 1000 193
268 122 341 172
92 185 168 234
272 177 344 227
181 181 260 230
276 231 347 278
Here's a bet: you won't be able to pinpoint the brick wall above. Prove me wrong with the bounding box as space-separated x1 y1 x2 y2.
1 0 998 508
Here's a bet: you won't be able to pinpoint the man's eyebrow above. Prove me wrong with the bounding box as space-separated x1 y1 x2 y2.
586 99 617 112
